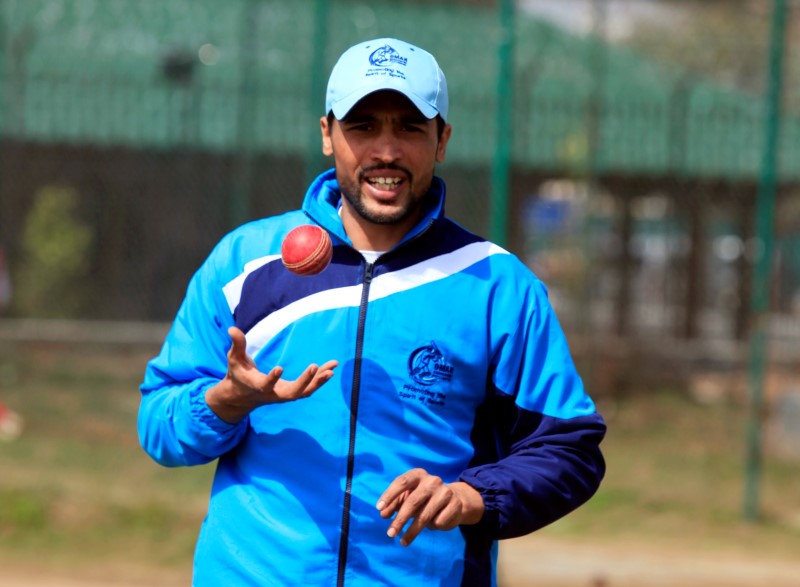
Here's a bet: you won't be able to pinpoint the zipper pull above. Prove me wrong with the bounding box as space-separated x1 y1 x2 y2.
364 262 374 285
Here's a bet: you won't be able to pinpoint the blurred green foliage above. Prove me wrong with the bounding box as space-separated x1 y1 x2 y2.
15 185 93 317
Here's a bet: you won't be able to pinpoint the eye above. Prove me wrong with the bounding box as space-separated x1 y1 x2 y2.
401 122 427 133
342 119 375 132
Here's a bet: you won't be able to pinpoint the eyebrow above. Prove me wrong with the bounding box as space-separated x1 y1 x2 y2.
341 112 429 126
340 114 374 125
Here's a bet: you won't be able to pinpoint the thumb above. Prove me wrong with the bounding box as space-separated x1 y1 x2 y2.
227 326 252 365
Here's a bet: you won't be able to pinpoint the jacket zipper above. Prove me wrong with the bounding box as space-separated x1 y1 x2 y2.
336 261 374 587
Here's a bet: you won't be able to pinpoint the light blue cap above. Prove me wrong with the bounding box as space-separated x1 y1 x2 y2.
325 38 448 122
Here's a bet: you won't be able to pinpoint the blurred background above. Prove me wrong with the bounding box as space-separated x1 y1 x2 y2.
1 1 799 586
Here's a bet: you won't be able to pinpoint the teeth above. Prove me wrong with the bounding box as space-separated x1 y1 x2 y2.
369 177 401 186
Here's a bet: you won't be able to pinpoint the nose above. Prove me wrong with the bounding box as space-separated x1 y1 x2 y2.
371 128 402 163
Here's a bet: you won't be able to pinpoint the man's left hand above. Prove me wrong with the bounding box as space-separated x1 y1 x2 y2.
376 468 485 546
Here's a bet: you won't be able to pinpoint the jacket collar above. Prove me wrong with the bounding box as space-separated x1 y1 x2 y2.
302 168 446 249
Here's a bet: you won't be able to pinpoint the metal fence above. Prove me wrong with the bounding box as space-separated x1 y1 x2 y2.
0 0 799 361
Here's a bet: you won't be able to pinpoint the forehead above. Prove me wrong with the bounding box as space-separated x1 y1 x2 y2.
343 90 429 120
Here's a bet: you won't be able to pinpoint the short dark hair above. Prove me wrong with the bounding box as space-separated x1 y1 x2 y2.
434 115 446 139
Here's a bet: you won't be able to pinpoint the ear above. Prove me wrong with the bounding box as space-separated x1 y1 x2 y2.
435 123 452 163
320 116 334 156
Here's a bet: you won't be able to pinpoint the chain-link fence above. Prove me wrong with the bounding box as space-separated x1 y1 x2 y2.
1 0 799 365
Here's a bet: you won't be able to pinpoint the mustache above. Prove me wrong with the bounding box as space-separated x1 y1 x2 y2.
358 163 413 182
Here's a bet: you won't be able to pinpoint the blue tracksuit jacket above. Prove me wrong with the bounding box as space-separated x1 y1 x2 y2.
138 169 606 587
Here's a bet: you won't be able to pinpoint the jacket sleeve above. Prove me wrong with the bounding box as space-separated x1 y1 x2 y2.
137 237 249 467
458 278 606 539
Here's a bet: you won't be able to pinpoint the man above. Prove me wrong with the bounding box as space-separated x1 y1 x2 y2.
139 38 605 587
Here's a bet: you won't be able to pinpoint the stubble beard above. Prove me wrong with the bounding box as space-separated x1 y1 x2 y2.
339 165 430 226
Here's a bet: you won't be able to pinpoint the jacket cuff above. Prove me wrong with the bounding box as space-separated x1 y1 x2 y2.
458 468 504 535
188 382 246 433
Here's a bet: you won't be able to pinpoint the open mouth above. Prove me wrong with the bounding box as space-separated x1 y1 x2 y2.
365 176 403 191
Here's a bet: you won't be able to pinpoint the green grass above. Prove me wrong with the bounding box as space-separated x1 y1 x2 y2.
0 343 213 575
540 389 800 560
1 343 799 579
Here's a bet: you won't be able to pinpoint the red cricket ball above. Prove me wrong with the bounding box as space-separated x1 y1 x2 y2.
281 224 333 276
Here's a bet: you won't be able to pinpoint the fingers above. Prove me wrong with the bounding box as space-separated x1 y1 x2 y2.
226 326 338 399
318 359 340 374
227 327 261 376
378 469 464 547
272 364 318 400
398 487 460 547
227 327 249 363
309 360 339 390
269 360 339 402
377 469 422 516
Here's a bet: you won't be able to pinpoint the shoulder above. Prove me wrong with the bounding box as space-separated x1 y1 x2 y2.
214 211 306 262
198 211 307 283
439 219 546 283
454 223 556 313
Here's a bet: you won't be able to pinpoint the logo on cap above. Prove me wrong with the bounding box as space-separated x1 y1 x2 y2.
369 44 408 68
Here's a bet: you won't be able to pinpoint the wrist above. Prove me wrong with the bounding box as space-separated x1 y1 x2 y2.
205 378 252 424
451 481 485 525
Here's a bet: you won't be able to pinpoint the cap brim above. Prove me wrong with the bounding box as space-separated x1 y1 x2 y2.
330 87 439 121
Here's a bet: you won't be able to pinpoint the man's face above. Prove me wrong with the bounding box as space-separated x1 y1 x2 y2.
321 91 451 230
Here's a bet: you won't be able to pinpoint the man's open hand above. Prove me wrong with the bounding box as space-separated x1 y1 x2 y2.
206 326 338 423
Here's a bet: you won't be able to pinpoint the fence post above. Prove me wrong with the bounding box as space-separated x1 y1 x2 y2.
743 0 788 522
305 0 330 187
489 0 514 248
580 0 608 336
230 0 259 228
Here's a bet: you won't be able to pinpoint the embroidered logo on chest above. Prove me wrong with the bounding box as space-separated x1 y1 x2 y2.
408 341 453 385
399 342 454 408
